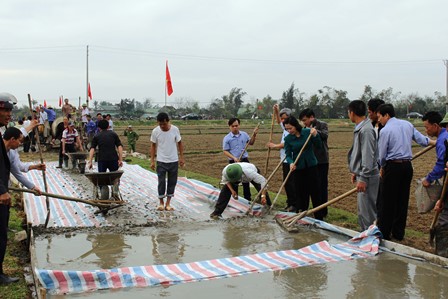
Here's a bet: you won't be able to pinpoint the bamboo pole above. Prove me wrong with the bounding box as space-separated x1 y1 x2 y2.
268 133 313 213
9 187 113 208
27 94 51 227
237 123 260 161
264 113 276 176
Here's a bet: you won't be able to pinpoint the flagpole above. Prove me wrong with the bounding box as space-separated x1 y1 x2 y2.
86 45 89 108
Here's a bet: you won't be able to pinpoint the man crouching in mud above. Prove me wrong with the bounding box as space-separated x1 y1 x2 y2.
210 162 270 219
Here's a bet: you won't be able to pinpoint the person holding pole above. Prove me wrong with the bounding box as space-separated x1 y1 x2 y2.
0 92 19 284
283 116 324 219
376 103 434 240
299 108 330 218
347 100 380 231
210 162 270 219
267 105 296 211
3 127 45 195
223 117 259 201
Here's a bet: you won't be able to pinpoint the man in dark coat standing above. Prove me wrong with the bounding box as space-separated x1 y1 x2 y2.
0 92 19 284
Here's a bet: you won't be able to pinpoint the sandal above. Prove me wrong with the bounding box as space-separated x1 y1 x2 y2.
157 205 165 211
165 206 175 211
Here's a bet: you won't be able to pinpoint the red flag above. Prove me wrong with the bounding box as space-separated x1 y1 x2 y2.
166 61 173 96
59 96 62 107
44 100 47 108
88 83 92 100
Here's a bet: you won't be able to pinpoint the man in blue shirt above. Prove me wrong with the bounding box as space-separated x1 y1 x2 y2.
223 117 258 201
422 111 448 187
85 114 97 149
376 104 435 240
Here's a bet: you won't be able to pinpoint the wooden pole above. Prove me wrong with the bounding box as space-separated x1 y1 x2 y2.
245 157 285 215
268 133 313 213
27 94 51 227
237 123 260 161
264 112 276 176
9 187 114 208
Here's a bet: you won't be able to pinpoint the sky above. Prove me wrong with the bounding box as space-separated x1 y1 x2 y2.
1 0 447 108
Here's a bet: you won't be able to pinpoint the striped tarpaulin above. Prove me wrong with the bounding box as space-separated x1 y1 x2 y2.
22 163 263 227
36 225 381 295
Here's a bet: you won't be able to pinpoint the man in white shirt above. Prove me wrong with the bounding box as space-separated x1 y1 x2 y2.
3 127 45 194
150 112 184 211
210 162 270 218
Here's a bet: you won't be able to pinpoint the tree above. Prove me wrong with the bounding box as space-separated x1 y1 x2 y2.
222 87 246 117
280 83 296 110
279 83 305 113
208 98 225 119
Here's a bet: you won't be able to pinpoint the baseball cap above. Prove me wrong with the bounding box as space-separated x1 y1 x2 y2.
128 125 132 128
226 164 243 182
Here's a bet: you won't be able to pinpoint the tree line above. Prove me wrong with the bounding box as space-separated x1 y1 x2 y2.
14 84 447 120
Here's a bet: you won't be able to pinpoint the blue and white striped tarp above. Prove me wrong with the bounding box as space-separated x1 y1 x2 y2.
36 225 381 295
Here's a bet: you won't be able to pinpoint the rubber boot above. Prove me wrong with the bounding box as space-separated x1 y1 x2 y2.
64 159 69 169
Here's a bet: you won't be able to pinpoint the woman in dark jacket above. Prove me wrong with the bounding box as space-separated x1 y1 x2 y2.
284 116 325 220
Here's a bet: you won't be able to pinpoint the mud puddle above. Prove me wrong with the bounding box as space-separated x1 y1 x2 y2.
35 219 448 298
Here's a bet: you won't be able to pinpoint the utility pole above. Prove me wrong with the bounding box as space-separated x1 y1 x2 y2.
86 45 89 107
444 60 448 114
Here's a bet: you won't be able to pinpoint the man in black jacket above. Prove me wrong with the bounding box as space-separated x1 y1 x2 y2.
299 108 329 217
0 92 19 284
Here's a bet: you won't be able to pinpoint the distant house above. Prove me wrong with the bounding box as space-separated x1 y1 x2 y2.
140 108 160 120
95 105 120 118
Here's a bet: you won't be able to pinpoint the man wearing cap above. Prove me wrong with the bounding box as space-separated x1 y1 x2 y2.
124 125 139 153
0 92 20 284
267 104 295 211
81 103 90 127
61 121 82 169
210 162 270 218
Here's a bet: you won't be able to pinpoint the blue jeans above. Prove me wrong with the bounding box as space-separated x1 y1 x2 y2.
157 161 179 198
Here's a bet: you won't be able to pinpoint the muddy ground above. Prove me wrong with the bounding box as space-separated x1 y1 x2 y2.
22 120 437 254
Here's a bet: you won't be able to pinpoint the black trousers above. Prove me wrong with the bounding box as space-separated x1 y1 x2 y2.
0 205 10 273
213 182 271 215
282 163 296 208
228 158 251 201
377 161 413 240
317 163 329 217
290 165 324 220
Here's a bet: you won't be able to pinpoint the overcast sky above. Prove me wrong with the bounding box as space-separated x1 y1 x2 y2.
1 0 447 108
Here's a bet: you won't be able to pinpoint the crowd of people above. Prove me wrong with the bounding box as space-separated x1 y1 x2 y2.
0 91 447 285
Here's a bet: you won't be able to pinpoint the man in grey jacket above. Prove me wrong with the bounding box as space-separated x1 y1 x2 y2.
347 100 380 231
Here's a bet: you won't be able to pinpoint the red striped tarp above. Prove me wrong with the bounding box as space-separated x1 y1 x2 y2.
36 225 381 295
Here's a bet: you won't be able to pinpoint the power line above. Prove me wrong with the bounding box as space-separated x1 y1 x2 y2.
0 44 443 65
